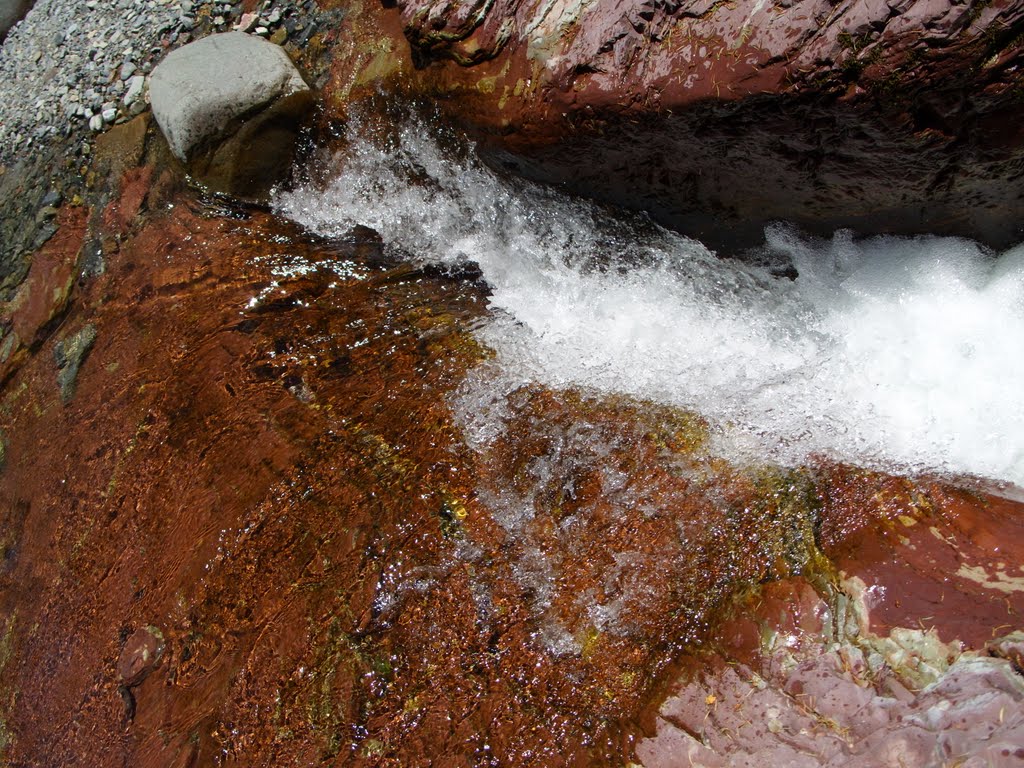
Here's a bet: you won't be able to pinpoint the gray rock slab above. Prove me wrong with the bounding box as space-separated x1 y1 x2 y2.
54 323 96 404
149 31 308 162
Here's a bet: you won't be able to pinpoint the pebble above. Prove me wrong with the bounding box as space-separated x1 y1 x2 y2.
123 74 145 106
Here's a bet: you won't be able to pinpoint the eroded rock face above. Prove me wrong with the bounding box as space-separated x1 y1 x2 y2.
326 0 1024 250
636 471 1024 768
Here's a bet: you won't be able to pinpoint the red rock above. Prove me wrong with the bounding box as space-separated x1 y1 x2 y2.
323 0 1024 250
117 626 164 688
819 472 1024 650
639 576 1024 767
0 206 87 384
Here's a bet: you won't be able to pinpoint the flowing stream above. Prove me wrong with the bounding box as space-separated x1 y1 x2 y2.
277 118 1024 489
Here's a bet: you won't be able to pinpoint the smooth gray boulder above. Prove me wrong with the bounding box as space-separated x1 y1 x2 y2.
149 31 309 162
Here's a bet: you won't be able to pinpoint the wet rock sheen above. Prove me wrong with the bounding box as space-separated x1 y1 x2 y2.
333 0 1024 249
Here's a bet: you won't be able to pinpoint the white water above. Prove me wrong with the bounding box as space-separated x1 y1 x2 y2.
277 120 1024 488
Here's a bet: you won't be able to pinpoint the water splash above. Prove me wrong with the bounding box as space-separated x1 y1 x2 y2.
277 119 1024 487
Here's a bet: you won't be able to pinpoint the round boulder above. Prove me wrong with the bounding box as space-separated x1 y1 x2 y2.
151 31 309 162
150 31 313 199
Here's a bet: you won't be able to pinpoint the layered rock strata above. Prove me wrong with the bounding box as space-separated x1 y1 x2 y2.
324 0 1024 250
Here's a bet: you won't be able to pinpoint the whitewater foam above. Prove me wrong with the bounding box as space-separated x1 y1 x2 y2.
277 119 1024 487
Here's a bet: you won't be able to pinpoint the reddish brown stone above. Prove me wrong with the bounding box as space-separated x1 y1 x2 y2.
322 0 1024 250
117 626 164 688
819 472 1024 650
0 206 87 384
101 166 153 236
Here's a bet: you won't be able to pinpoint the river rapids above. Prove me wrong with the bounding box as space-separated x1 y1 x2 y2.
277 117 1024 490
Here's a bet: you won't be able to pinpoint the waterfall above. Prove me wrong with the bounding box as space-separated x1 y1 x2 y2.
277 117 1024 489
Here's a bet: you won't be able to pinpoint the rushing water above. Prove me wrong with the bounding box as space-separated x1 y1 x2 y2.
277 118 1024 488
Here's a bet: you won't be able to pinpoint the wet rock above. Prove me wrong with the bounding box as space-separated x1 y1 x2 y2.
186 87 313 201
117 626 165 687
92 112 150 178
150 31 308 162
638 576 1024 768
327 0 1024 251
0 206 87 384
0 144 72 302
819 475 1024 650
53 323 96 403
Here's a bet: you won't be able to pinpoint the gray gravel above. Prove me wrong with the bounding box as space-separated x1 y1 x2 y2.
0 0 320 164
0 0 184 161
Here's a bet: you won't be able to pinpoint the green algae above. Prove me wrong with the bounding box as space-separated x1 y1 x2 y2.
0 612 17 760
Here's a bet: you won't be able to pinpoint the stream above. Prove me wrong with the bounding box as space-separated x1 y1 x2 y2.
278 116 1024 491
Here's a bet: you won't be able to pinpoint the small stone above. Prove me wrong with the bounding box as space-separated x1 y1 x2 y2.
267 8 281 23
269 27 287 46
102 107 118 123
235 11 257 31
254 25 268 36
32 221 58 249
35 206 58 223
119 61 136 80
89 114 104 131
117 626 165 687
123 75 145 106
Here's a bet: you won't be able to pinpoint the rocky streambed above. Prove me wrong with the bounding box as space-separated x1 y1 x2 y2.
1 1 1023 766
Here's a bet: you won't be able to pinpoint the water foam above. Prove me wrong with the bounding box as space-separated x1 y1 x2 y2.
277 120 1024 487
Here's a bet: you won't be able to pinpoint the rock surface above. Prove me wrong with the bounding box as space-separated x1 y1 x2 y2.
326 0 1024 250
150 31 309 162
638 578 1024 768
0 1 1022 767
52 322 95 403
116 626 164 687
